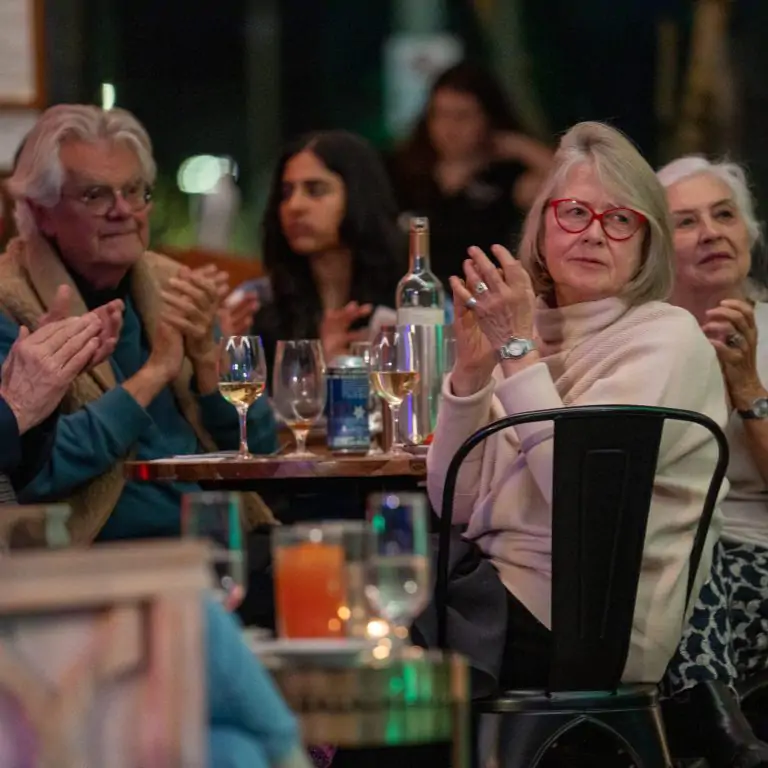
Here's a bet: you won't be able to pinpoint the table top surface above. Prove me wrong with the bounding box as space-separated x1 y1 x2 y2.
124 449 427 482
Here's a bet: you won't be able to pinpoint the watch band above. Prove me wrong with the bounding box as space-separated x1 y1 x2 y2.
498 336 536 361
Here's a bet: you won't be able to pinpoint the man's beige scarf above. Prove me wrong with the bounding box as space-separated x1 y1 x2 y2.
0 235 274 545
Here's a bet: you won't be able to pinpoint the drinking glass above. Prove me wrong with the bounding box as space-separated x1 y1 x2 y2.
272 339 326 458
364 492 430 651
181 492 247 607
218 335 267 460
369 326 420 455
272 522 347 639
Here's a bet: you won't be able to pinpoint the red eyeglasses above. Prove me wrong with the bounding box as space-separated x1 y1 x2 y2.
550 199 647 242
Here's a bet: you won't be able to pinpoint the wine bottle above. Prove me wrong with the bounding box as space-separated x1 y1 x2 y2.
395 217 445 326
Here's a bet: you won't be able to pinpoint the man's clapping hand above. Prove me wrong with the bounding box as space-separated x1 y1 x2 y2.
40 285 123 367
0 315 104 434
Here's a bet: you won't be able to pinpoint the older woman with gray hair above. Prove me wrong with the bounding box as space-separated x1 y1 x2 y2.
660 156 768 684
426 122 768 765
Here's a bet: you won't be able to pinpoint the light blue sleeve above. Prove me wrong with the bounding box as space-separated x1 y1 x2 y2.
205 599 306 767
0 313 154 501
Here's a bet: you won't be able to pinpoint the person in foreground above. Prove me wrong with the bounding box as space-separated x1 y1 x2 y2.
0 104 278 545
205 599 311 768
425 121 765 766
0 355 308 767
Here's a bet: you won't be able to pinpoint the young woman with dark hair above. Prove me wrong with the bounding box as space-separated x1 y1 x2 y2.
248 130 404 373
389 60 553 289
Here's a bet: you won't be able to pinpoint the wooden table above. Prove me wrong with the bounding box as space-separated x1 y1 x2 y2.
124 451 428 523
125 451 426 484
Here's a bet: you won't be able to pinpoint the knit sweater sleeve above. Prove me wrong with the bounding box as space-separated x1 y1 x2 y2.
426 377 497 524
493 310 728 506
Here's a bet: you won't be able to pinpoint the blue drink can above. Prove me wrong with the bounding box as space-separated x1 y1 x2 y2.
326 355 370 454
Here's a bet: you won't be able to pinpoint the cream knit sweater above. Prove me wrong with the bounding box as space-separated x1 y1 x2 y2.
427 297 729 684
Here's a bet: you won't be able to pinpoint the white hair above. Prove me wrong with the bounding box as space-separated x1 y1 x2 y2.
656 155 762 247
5 104 156 238
518 121 674 305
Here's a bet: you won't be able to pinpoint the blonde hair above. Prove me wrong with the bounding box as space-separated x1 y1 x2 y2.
518 121 674 305
6 104 156 238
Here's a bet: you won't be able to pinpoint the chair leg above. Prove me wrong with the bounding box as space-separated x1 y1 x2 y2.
595 707 673 768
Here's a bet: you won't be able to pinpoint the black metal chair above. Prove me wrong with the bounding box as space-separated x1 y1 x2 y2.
435 405 730 768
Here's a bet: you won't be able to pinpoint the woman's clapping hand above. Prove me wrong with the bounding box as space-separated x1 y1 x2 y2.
448 244 536 395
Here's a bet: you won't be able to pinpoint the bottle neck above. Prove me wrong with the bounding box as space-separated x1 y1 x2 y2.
409 230 430 273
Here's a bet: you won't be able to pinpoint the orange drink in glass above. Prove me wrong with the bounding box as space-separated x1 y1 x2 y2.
273 523 348 638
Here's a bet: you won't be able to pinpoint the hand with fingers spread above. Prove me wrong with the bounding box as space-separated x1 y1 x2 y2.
0 315 103 434
703 299 766 409
161 264 229 364
456 244 536 348
218 291 260 338
448 274 497 396
320 301 373 362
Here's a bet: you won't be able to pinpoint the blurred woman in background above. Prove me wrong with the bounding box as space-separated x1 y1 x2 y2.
246 130 404 374
389 60 553 290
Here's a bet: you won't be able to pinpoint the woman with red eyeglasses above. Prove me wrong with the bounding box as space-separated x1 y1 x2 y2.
423 122 768 765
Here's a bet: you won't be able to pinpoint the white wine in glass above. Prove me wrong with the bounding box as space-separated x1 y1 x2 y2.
369 326 419 454
218 336 267 460
272 339 326 457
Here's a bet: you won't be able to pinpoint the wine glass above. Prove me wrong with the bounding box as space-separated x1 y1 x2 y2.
181 492 246 609
272 339 327 458
369 326 420 455
218 335 267 460
364 492 430 653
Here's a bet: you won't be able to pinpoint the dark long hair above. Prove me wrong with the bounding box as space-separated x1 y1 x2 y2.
393 61 520 204
262 130 404 338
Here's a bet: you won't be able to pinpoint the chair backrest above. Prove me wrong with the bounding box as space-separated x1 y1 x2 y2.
435 405 729 692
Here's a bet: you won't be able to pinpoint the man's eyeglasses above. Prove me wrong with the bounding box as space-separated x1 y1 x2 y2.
62 180 153 217
550 199 647 242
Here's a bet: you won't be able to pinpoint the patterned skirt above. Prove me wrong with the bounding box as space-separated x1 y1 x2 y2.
662 541 738 697
722 540 768 679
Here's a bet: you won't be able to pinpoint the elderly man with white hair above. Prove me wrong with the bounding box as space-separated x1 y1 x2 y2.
0 104 278 546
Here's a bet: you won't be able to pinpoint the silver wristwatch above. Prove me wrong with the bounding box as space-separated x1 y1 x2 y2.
498 336 536 361
738 397 768 420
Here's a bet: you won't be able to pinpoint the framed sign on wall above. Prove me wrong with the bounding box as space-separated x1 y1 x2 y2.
0 0 45 109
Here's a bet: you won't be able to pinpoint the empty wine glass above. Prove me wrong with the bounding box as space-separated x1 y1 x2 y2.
364 492 430 653
218 336 267 460
181 492 247 608
272 339 326 457
369 326 420 455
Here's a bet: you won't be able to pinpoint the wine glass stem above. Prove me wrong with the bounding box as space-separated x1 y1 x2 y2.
293 428 308 454
238 406 250 457
390 404 402 452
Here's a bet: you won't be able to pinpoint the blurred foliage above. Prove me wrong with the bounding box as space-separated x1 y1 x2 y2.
149 172 262 258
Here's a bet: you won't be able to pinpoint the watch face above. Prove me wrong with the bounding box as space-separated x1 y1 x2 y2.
753 398 768 418
508 341 526 358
